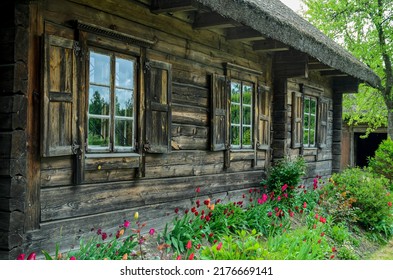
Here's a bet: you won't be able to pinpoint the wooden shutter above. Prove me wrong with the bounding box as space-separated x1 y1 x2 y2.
211 74 229 151
291 91 303 148
144 60 172 153
256 85 271 150
318 97 329 148
41 35 78 157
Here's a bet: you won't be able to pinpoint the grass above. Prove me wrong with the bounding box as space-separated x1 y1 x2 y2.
367 239 393 260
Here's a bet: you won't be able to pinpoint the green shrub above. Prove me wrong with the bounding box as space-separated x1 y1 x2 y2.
327 168 393 234
368 138 393 182
261 156 306 195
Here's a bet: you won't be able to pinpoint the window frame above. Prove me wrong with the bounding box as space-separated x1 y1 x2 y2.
302 95 317 148
230 79 254 149
86 47 138 154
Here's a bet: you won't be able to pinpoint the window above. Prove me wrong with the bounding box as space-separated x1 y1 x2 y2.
230 81 253 149
87 50 137 153
303 96 317 147
291 88 329 149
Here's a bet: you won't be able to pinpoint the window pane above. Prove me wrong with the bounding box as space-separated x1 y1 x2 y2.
310 114 316 130
89 86 110 116
88 117 110 148
242 84 252 105
231 125 240 146
303 129 309 146
311 99 317 114
90 52 110 85
115 57 134 89
304 98 310 113
115 119 133 148
231 82 241 103
231 104 240 124
115 89 133 117
242 126 252 146
304 113 309 128
243 105 251 125
310 129 315 145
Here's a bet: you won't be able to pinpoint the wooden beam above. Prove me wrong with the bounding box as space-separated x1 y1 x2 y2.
253 40 289 52
308 63 334 71
308 57 321 64
150 0 198 14
333 76 360 93
320 70 348 77
225 26 265 42
193 12 241 29
273 50 308 78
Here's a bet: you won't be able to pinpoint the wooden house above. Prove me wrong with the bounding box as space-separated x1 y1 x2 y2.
0 0 381 259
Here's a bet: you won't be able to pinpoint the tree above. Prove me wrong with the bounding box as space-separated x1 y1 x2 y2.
303 0 393 137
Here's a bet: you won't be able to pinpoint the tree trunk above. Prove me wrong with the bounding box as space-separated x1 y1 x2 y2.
388 109 393 139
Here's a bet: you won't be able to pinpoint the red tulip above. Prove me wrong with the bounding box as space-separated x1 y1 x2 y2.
27 252 36 260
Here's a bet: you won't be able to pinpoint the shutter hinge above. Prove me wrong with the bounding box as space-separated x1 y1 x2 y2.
143 141 151 152
72 141 82 156
144 61 151 73
73 41 82 57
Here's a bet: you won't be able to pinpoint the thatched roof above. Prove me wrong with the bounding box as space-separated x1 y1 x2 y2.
195 0 381 89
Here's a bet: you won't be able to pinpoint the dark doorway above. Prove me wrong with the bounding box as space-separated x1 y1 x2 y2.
354 132 387 167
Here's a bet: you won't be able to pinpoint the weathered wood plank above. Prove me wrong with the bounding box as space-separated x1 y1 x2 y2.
0 230 23 252
172 103 209 126
26 186 252 256
0 131 26 159
0 95 27 131
172 82 208 108
171 123 209 150
40 168 73 187
40 171 263 222
0 177 25 198
84 168 137 183
85 156 140 171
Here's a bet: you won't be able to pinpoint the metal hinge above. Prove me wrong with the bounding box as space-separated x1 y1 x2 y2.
73 41 81 57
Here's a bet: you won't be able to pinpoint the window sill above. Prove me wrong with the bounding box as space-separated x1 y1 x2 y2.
85 152 141 159
302 147 318 156
230 149 254 152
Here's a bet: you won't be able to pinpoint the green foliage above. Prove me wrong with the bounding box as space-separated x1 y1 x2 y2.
261 156 306 195
304 0 393 135
208 202 247 236
327 168 393 234
265 225 332 260
368 138 393 182
200 230 266 260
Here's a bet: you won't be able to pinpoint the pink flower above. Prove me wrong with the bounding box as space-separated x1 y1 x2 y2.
313 177 319 190
16 254 25 260
277 196 281 201
195 187 200 193
303 202 307 209
267 211 272 217
101 232 108 241
332 247 337 252
388 202 392 207
283 193 288 198
216 242 223 251
69 256 76 260
281 184 288 192
123 220 130 228
289 211 294 217
188 253 195 260
186 240 192 250
176 255 182 260
27 252 36 260
174 208 179 214
320 217 326 223
149 228 155 235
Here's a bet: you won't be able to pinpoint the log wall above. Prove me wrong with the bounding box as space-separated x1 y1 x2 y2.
20 0 272 256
